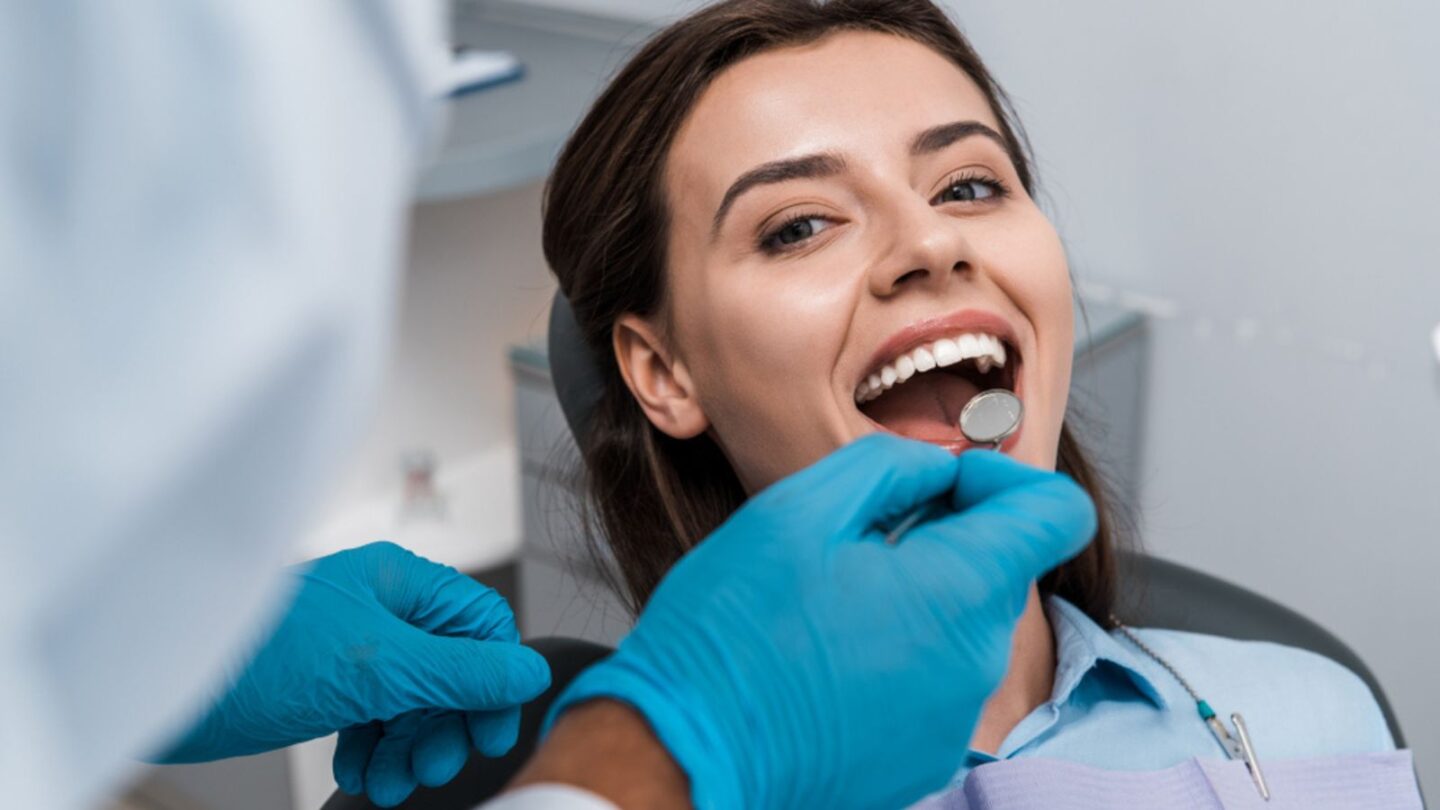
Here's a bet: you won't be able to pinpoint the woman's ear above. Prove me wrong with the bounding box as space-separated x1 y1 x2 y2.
613 314 709 439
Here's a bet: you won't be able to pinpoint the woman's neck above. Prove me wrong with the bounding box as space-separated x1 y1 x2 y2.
968 586 1055 755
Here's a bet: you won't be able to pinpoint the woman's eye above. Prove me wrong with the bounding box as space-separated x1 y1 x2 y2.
761 216 832 252
933 176 1005 205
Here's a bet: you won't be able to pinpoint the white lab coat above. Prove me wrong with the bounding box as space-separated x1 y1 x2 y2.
0 3 623 805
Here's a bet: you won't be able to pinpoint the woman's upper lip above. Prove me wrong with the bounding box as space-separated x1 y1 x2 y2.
860 308 1022 383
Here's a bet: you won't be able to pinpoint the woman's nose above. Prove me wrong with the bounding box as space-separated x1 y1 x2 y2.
867 201 974 298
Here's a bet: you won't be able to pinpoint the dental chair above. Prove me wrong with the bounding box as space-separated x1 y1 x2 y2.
322 292 1407 810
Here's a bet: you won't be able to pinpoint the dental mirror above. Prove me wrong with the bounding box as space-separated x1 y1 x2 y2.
959 389 1024 449
883 388 1025 545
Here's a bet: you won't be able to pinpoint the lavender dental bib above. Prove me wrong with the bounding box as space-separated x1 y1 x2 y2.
912 751 1423 810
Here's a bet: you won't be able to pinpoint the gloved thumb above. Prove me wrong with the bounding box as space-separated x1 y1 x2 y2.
391 634 552 713
762 434 960 536
912 450 1097 584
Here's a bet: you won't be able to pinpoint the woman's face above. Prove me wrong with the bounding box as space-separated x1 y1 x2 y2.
617 31 1074 492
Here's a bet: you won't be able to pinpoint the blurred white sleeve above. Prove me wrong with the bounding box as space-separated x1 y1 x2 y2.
479 785 623 810
0 2 446 807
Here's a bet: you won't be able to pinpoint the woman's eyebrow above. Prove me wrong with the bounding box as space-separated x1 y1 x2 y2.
711 153 847 238
911 119 1014 161
708 122 1010 239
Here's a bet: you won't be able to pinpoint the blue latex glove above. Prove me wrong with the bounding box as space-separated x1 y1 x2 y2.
547 435 1096 810
160 542 550 807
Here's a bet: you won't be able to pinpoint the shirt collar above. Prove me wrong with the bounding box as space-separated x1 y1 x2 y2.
1044 595 1170 711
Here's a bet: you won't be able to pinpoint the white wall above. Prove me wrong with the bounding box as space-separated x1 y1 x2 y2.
511 0 1440 790
324 182 556 508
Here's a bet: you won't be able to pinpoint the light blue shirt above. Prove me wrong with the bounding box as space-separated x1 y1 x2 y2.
948 596 1396 787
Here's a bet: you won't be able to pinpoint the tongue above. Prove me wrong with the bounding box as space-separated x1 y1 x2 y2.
863 372 981 441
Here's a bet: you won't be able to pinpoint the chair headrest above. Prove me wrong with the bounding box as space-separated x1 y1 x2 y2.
547 289 607 444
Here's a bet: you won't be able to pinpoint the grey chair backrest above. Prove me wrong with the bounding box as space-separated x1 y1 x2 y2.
1115 553 1404 748
548 289 607 442
547 290 1407 749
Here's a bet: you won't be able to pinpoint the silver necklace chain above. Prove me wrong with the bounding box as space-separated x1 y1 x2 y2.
1107 613 1205 704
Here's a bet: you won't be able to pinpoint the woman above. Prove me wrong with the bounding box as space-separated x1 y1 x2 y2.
541 0 1396 800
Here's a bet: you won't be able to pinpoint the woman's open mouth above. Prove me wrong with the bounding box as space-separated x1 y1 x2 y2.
855 330 1022 450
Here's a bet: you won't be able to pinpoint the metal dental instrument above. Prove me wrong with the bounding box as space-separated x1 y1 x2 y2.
1230 712 1271 800
956 389 1024 448
883 389 1024 545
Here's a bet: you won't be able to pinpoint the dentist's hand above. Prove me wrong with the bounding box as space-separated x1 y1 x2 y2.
159 542 550 808
540 435 1096 810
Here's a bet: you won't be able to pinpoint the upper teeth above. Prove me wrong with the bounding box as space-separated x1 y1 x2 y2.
856 332 1008 404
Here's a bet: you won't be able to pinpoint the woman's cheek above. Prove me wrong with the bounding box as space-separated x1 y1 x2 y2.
729 277 848 366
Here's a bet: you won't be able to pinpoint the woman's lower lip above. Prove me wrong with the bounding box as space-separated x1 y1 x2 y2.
927 426 1023 455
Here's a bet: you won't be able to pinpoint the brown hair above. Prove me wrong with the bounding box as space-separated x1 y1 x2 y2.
542 0 1133 621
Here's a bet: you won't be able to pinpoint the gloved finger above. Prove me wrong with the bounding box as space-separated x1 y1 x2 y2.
332 722 382 796
948 449 1076 512
404 567 521 643
911 450 1096 583
467 706 522 757
364 711 425 808
412 711 471 788
393 636 551 713
761 433 960 535
365 542 522 643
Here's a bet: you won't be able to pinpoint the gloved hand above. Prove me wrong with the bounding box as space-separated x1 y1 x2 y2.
546 435 1096 810
159 541 550 807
